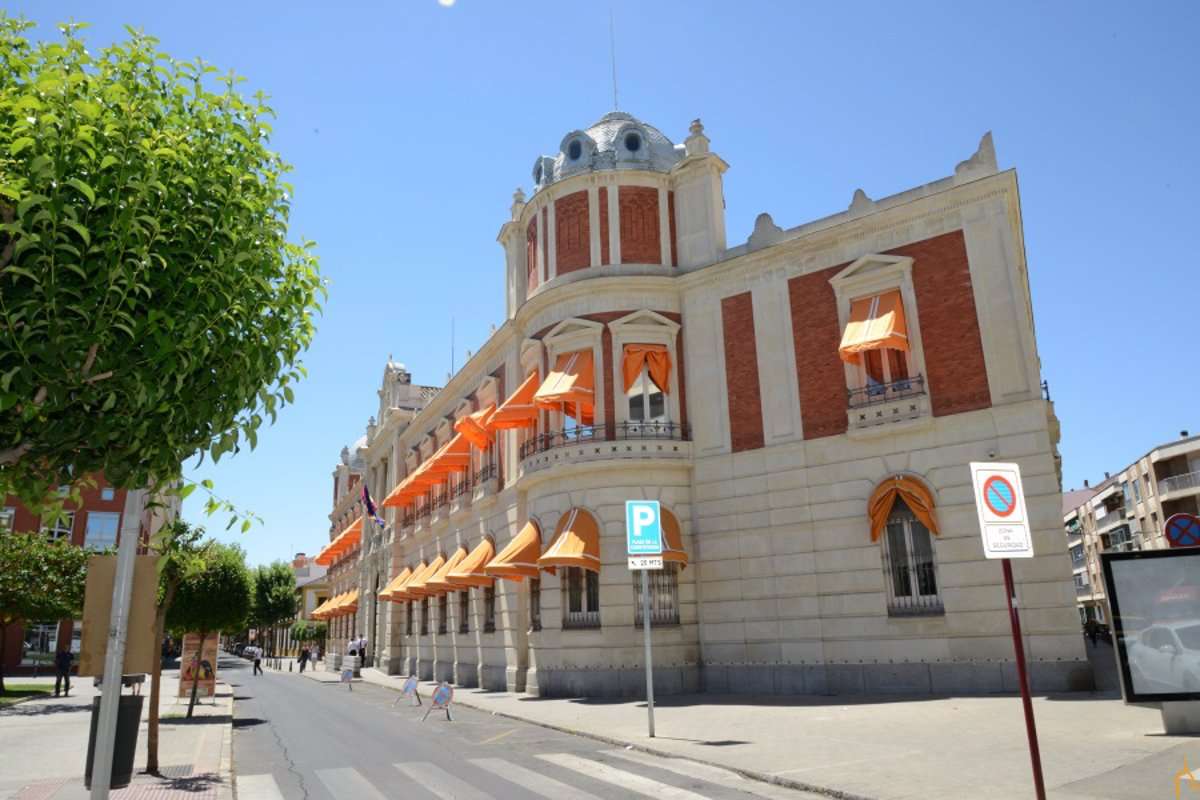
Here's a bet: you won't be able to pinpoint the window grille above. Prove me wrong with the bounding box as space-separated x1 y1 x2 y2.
41 511 75 542
437 594 448 634
405 601 413 636
483 586 496 633
881 501 943 616
419 597 429 635
633 563 680 627
458 591 469 634
529 578 542 632
563 567 601 629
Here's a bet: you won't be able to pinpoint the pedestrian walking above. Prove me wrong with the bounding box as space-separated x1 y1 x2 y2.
53 646 73 697
298 647 309 673
253 648 263 676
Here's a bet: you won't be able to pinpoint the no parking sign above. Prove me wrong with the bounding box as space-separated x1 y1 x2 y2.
969 462 1034 559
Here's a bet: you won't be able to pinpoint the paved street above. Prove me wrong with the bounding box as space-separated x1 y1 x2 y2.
227 655 821 800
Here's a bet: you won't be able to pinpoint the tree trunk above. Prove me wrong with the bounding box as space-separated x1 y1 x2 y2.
146 582 177 774
186 630 205 719
0 621 9 695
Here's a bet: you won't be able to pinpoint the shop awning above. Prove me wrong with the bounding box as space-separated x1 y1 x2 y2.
311 597 333 619
484 520 548 581
534 350 594 423
537 508 601 572
316 592 341 618
661 508 688 569
390 562 426 602
455 404 497 449
424 546 468 595
340 589 360 615
868 475 939 542
405 554 447 597
446 538 495 588
490 372 540 430
838 289 909 364
379 567 413 602
622 344 671 393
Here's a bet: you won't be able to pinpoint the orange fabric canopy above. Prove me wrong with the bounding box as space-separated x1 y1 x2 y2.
622 344 671 394
868 475 939 542
534 351 595 423
537 508 601 572
338 589 360 616
379 566 413 602
838 290 909 364
484 520 548 581
314 517 363 565
424 434 471 477
490 372 540 430
311 597 333 619
455 404 497 449
661 507 688 569
424 547 468 595
446 538 495 588
390 561 427 602
405 554 447 597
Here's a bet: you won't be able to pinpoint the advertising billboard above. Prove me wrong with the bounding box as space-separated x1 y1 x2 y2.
1101 547 1200 703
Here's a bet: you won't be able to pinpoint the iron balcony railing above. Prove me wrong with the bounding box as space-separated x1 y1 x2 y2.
1094 508 1127 531
1159 470 1200 496
473 462 497 485
519 421 690 459
449 478 471 500
848 374 926 409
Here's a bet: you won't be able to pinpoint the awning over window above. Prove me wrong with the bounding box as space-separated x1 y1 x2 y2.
340 589 359 615
484 520 548 581
622 344 671 394
311 597 333 619
314 518 363 565
390 562 427 602
405 554 446 597
533 350 595 423
868 475 939 542
446 538 496 588
424 434 471 477
537 508 601 573
455 404 497 449
490 372 540 430
838 289 909 364
661 507 688 569
379 567 413 602
424 546 468 595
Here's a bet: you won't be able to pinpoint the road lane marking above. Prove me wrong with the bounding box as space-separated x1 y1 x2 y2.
536 752 710 799
394 762 494 799
237 773 286 800
470 757 603 799
315 766 389 800
475 728 517 745
601 749 811 799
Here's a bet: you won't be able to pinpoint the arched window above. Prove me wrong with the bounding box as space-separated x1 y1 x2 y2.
881 499 943 616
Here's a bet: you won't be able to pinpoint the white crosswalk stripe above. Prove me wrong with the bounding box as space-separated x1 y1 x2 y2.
470 757 605 799
315 766 391 800
395 761 494 799
537 752 712 800
236 773 286 800
602 748 817 799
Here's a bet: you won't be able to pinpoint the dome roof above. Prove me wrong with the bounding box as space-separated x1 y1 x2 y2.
532 111 684 192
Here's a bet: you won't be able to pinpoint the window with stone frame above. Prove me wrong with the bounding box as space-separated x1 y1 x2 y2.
881 499 944 616
626 364 667 425
529 577 542 632
483 586 496 633
405 601 413 636
632 563 680 627
458 591 469 634
609 311 682 437
438 593 448 634
563 567 601 629
41 511 75 541
419 597 429 635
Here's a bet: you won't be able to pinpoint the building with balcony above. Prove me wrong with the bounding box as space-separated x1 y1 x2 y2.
1063 430 1200 624
313 110 1086 697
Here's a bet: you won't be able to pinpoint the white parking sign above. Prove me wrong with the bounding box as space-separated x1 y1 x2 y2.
969 462 1034 559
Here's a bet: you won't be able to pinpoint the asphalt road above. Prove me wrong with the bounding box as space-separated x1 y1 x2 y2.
223 653 822 800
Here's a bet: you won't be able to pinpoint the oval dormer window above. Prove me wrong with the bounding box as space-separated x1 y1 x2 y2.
624 132 642 152
567 139 583 161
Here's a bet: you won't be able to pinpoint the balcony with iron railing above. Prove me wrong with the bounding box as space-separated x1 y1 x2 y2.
471 462 499 504
846 375 930 435
1094 507 1128 532
518 421 691 477
1158 470 1200 499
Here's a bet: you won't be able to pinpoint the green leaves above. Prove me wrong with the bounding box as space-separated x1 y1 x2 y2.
0 531 91 628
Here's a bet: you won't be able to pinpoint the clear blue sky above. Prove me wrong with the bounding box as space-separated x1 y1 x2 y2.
12 1 1199 565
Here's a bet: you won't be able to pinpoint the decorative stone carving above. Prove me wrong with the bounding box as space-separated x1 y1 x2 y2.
954 132 997 184
849 188 875 213
685 118 710 157
747 212 784 252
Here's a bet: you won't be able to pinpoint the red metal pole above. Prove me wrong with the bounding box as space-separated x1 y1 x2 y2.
1002 558 1047 800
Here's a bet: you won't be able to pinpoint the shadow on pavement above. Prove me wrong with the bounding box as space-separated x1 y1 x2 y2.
0 702 91 717
231 717 267 729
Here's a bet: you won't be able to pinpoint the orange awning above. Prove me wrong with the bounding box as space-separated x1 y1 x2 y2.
455 404 497 449
316 592 341 618
838 289 909 364
424 547 468 594
314 517 363 565
622 344 671 394
485 520 548 581
661 507 688 569
446 538 495 588
490 372 540 430
338 589 360 615
538 508 601 572
424 434 471 477
405 554 446 597
534 350 594 423
311 597 332 619
379 567 413 602
390 561 427 602
868 475 939 542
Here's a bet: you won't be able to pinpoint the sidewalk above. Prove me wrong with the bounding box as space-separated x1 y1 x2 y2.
292 659 1195 799
0 670 234 800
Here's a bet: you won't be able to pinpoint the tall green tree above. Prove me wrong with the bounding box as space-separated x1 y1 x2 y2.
166 541 251 718
0 17 323 513
0 531 91 693
252 561 298 657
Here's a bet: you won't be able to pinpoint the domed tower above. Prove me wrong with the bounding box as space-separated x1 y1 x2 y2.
498 112 728 318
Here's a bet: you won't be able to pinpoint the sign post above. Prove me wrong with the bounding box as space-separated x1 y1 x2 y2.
626 500 662 738
969 463 1044 800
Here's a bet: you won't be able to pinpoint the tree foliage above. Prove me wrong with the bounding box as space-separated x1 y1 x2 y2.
252 560 297 653
289 619 326 643
0 17 324 512
165 541 251 637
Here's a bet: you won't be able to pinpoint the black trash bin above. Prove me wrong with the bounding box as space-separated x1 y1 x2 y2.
84 694 144 789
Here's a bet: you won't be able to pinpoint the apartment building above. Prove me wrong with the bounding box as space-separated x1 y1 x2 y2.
1064 430 1200 624
311 111 1087 697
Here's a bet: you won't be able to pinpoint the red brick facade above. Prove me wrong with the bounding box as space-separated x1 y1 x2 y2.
619 186 661 264
526 216 538 293
598 187 610 265
554 191 591 274
788 264 847 440
721 292 765 452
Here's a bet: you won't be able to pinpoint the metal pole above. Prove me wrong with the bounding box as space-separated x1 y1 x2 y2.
90 489 146 799
641 568 655 738
1002 558 1046 800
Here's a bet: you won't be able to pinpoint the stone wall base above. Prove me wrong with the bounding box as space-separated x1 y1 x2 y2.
535 665 701 699
454 661 478 688
480 664 507 691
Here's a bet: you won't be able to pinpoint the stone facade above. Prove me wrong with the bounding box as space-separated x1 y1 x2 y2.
316 113 1088 698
